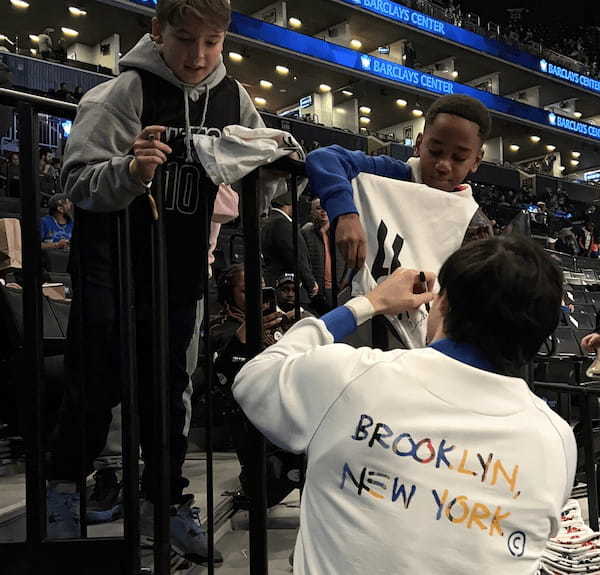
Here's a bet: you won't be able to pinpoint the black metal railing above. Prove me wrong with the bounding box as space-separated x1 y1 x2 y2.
532 380 600 531
0 87 311 574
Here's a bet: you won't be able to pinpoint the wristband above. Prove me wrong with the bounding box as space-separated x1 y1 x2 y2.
344 296 375 326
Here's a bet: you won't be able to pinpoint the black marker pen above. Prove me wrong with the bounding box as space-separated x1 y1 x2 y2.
419 271 430 313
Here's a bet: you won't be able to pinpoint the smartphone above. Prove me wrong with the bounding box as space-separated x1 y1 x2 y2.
262 287 277 315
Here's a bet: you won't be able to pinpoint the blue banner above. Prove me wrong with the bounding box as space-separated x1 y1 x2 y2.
230 12 600 143
338 0 600 96
122 0 600 95
108 1 600 142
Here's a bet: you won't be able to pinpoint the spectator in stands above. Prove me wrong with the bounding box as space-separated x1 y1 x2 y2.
206 264 303 508
261 191 319 301
301 196 345 312
38 28 54 60
55 83 72 102
72 86 84 102
555 226 579 255
577 221 595 257
54 37 67 63
41 193 73 249
47 0 265 564
306 94 493 271
233 235 576 575
274 273 315 319
0 60 11 87
5 152 19 197
403 40 416 68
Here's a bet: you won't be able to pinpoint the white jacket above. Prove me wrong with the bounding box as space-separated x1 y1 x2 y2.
233 315 577 575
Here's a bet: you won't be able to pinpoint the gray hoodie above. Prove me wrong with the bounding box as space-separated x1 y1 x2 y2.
61 34 264 213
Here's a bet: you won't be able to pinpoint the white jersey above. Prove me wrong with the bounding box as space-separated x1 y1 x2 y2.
351 172 479 348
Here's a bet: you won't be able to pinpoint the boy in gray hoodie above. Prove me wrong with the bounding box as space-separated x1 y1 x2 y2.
47 0 263 564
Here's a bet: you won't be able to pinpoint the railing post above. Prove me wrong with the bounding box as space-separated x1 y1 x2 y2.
242 169 268 575
117 209 141 575
17 102 46 559
150 171 171 575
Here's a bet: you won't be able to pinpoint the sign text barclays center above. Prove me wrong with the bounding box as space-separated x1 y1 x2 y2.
540 60 600 93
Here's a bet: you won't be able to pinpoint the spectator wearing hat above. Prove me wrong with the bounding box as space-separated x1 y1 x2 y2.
41 193 73 249
261 191 318 303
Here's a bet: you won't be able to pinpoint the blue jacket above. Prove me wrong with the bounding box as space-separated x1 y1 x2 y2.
305 145 412 223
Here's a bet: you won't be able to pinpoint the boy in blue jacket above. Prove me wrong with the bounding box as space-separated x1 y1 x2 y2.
305 94 493 270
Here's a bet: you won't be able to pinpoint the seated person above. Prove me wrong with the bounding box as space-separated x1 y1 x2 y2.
275 272 312 317
41 194 73 249
203 264 304 508
233 235 576 574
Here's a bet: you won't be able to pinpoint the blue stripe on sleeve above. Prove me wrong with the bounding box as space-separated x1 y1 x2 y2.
321 306 357 342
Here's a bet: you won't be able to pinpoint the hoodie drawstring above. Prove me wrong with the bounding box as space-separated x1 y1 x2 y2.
184 84 210 163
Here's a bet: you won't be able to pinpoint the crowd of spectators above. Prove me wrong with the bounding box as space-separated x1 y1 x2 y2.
0 150 64 200
401 0 600 80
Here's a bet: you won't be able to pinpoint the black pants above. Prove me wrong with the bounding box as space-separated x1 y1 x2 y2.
48 280 196 503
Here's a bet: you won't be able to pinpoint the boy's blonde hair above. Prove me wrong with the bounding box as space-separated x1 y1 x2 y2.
156 0 231 31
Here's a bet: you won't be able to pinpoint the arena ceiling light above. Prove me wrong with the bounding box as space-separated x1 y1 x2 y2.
0 35 15 45
396 98 407 108
10 0 29 8
61 27 79 37
572 151 581 158
509 144 520 152
288 17 301 29
570 159 580 166
275 65 289 76
451 71 459 78
30 48 36 55
359 116 371 124
359 106 371 115
319 84 331 92
341 90 353 97
411 103 423 117
254 96 267 106
334 107 347 114
350 39 362 50
573 111 582 119
529 135 541 143
259 80 273 89
559 165 566 171
228 52 243 63
546 144 556 152
29 34 39 43
68 6 87 16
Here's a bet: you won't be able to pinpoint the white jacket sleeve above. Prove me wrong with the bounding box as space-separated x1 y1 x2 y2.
232 316 387 454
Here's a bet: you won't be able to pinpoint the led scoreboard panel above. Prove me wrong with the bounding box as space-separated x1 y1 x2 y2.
115 0 600 142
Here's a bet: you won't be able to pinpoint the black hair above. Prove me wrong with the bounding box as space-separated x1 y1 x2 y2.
271 189 293 208
216 263 245 306
438 235 563 375
425 94 492 141
48 193 68 216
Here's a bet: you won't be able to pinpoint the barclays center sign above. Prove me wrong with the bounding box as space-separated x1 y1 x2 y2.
539 59 600 94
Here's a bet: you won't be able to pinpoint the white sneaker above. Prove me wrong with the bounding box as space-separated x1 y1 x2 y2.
140 495 223 565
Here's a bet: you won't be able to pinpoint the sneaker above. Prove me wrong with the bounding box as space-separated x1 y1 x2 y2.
47 486 80 539
140 495 223 565
86 469 122 524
